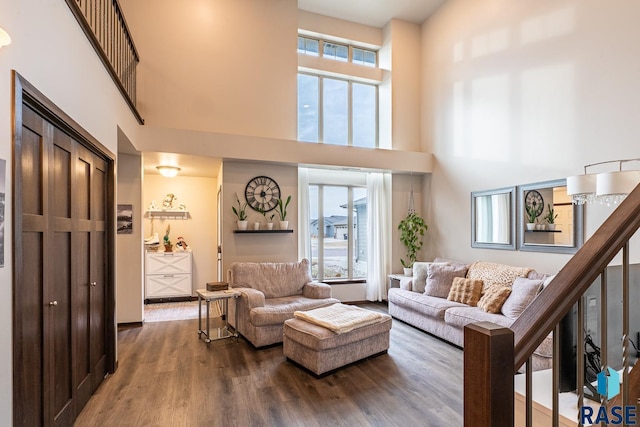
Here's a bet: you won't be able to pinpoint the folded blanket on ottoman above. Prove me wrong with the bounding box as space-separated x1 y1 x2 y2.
294 303 386 334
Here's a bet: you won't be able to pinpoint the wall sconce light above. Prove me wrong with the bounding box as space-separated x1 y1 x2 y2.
567 158 640 206
156 165 181 178
0 27 11 48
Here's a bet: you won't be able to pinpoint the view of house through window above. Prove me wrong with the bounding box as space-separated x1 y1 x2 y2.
309 185 367 281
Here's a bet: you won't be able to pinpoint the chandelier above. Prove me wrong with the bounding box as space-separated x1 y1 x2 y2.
567 159 640 206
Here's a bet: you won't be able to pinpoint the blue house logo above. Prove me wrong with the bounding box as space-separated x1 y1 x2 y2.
597 367 620 400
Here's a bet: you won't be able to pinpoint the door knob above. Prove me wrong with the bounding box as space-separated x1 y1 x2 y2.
90 282 97 287
49 301 58 306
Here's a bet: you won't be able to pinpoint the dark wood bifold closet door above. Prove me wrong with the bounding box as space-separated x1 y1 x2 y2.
14 101 110 427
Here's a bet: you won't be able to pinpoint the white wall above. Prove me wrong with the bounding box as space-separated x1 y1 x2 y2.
0 0 142 422
221 161 299 275
422 0 640 273
143 174 219 295
116 153 144 323
121 0 298 140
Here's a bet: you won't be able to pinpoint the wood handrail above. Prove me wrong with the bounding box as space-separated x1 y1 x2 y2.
512 184 640 369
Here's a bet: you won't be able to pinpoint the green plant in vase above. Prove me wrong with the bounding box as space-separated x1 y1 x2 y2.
543 204 558 230
232 194 248 230
276 195 291 230
398 212 428 274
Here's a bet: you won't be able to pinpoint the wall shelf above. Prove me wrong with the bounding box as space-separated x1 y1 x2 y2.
525 230 561 233
234 230 293 234
147 209 190 219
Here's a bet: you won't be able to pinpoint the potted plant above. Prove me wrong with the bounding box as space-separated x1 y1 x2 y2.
525 205 537 231
232 194 248 230
276 195 291 230
398 212 428 276
259 208 276 230
163 224 172 252
543 204 558 230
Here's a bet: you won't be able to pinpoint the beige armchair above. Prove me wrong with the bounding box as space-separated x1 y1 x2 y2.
227 259 340 347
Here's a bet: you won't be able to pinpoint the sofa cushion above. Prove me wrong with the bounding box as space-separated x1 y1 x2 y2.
230 259 312 299
425 263 468 298
466 261 532 293
447 277 483 306
249 295 339 327
477 286 511 314
501 277 543 319
444 306 514 330
433 257 470 272
387 288 467 320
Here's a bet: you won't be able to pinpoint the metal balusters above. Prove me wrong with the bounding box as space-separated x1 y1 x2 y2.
65 0 143 123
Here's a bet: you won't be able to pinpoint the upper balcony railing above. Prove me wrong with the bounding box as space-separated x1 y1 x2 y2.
65 0 144 124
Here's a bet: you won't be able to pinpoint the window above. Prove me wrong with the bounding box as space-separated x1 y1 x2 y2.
297 36 319 56
352 47 377 67
297 73 378 147
298 36 377 67
309 185 367 281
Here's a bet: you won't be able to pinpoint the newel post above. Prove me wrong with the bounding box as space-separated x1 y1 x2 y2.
464 322 514 427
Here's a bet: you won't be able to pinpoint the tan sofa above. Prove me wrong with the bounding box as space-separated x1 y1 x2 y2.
388 259 554 371
227 259 340 348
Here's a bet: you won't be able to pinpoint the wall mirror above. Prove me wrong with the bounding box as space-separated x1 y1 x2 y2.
471 186 516 250
518 179 584 253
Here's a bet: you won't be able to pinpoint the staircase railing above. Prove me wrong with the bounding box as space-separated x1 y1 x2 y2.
65 0 144 124
464 183 640 426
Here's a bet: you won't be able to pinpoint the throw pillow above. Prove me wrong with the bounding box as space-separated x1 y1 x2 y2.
477 286 512 314
447 277 483 306
501 277 544 319
412 262 436 294
425 263 468 298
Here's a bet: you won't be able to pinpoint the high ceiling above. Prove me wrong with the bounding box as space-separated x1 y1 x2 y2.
298 0 447 28
141 1 447 178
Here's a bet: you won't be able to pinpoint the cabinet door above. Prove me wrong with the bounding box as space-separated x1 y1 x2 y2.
146 253 191 275
146 274 192 297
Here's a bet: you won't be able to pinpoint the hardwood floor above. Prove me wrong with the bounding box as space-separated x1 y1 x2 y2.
74 303 463 426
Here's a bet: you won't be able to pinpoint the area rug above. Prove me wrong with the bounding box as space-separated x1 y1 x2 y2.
144 300 222 323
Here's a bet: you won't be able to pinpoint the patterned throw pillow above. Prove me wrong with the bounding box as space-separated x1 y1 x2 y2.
477 286 512 314
446 277 483 306
424 263 468 298
501 277 544 319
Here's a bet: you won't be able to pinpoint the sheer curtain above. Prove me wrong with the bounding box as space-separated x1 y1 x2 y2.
366 172 392 301
298 168 311 267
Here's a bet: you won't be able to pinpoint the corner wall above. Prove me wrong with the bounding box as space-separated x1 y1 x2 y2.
421 0 640 273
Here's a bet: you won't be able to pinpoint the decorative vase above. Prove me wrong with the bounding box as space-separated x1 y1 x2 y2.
279 220 289 230
536 224 545 231
237 220 248 230
267 223 274 230
253 222 260 230
526 223 535 231
403 267 413 276
547 224 556 231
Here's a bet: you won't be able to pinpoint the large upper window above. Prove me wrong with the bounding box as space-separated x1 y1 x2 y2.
297 74 378 147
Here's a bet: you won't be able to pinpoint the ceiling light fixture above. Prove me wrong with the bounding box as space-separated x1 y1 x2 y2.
0 27 11 48
567 158 640 206
156 165 181 178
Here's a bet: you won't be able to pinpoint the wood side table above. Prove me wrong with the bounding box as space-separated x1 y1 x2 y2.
196 289 241 345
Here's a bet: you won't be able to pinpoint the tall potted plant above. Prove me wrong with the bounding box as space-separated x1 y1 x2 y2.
398 212 428 275
276 195 291 230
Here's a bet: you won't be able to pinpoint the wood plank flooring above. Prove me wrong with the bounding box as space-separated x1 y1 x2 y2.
74 303 463 427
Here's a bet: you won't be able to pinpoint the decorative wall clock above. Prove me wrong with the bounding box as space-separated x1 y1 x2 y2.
525 190 544 217
245 176 281 212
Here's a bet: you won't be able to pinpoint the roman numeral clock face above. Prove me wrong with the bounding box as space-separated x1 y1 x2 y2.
245 176 281 212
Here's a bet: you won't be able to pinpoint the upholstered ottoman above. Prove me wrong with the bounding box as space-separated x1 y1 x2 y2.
283 304 392 376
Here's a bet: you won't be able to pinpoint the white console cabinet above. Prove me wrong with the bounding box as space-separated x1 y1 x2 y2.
145 252 192 299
